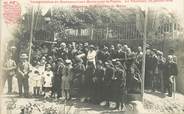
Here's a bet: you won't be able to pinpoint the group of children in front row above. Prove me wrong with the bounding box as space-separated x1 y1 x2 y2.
30 58 72 100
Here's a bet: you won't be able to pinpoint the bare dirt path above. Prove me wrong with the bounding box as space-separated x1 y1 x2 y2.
1 92 184 114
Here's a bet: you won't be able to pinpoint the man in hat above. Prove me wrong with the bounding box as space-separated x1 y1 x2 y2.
103 61 115 107
126 53 141 94
2 54 17 94
72 57 85 97
111 61 126 110
136 46 143 72
109 45 116 59
17 53 31 97
100 46 110 63
145 49 153 89
52 58 65 98
150 49 159 92
57 42 68 60
164 55 178 97
157 50 166 92
115 44 127 65
168 48 177 63
87 45 97 68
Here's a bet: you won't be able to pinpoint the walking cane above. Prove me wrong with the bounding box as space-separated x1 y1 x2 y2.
173 76 176 99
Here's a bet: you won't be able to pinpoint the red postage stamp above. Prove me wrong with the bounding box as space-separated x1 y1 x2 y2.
3 0 21 24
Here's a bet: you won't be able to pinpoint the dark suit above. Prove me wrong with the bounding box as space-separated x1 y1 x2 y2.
165 62 178 96
17 61 30 97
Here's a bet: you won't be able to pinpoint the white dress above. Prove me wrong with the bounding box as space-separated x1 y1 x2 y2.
43 71 53 88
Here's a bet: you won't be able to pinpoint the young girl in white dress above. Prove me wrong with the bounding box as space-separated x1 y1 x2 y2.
42 64 54 98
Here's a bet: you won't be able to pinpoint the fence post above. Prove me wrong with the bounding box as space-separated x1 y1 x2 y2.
105 25 109 40
141 3 148 101
91 25 94 40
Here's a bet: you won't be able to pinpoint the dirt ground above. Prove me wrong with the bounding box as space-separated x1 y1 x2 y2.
1 91 184 114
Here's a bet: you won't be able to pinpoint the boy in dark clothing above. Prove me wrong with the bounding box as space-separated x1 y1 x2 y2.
93 60 105 104
104 61 114 107
112 61 126 110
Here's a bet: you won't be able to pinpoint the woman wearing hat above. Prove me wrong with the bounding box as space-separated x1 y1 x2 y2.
17 53 31 97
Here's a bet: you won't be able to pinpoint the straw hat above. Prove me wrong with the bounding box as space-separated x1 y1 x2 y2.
65 59 72 64
46 64 52 68
20 53 28 59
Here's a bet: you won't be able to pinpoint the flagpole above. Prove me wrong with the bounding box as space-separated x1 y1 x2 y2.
28 7 34 63
141 1 148 101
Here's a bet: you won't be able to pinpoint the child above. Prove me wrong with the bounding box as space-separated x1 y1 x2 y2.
42 64 54 98
62 60 73 101
32 69 42 97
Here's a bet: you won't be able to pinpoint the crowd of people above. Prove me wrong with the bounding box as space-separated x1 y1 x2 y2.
2 41 178 110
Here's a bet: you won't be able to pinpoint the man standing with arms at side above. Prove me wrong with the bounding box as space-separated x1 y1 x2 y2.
17 53 31 97
2 54 17 94
165 55 178 97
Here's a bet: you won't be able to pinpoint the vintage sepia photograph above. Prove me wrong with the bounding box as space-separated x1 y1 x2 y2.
0 0 184 114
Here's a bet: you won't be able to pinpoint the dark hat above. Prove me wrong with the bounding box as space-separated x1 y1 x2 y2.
48 56 53 60
115 61 124 69
46 64 51 68
169 48 174 54
104 46 108 50
127 53 136 60
57 58 64 63
105 61 114 67
75 57 83 63
96 60 103 65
